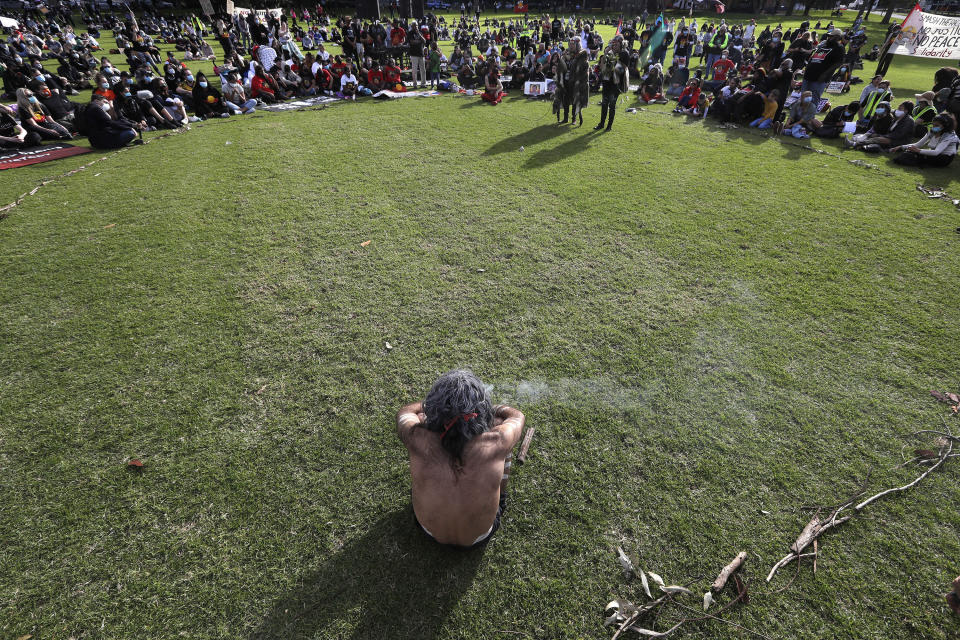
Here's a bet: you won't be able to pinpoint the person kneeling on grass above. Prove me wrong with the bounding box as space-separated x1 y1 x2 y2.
892 113 959 168
397 370 525 549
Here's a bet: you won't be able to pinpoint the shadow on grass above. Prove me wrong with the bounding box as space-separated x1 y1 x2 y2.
482 123 569 155
251 507 485 640
523 130 597 168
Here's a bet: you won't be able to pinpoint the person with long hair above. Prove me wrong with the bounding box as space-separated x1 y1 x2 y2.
397 370 525 549
83 94 139 148
892 112 960 168
191 72 229 119
15 88 72 140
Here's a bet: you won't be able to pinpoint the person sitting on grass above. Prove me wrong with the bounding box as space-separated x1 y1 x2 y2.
0 102 41 148
891 112 959 168
383 58 403 91
811 100 859 138
749 88 779 129
396 370 525 549
673 78 701 114
637 63 666 104
16 87 72 141
482 67 505 104
250 62 278 103
846 100 914 152
779 90 817 138
84 94 140 149
192 72 230 119
222 71 258 115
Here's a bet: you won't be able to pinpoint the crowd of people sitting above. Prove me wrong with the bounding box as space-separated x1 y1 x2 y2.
1 5 959 167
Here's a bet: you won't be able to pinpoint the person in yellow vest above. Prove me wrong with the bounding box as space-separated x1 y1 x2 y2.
856 78 891 132
912 90 937 138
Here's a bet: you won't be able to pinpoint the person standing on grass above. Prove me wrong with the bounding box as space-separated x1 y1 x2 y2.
396 370 525 549
407 22 428 90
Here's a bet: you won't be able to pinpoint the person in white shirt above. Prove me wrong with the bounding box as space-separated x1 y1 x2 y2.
892 113 959 168
340 68 358 99
744 20 756 44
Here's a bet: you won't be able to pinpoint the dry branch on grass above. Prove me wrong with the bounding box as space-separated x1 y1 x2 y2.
767 426 955 584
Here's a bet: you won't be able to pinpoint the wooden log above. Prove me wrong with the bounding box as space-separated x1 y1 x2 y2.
517 427 535 464
711 551 747 593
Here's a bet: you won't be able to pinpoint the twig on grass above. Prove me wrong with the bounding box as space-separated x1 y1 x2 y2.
517 427 535 464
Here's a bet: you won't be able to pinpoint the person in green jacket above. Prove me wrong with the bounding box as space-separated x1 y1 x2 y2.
428 43 442 90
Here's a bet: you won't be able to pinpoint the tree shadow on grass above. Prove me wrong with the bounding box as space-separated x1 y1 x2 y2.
482 123 569 156
250 507 485 640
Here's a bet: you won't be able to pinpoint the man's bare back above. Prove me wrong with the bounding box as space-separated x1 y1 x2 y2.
397 402 524 547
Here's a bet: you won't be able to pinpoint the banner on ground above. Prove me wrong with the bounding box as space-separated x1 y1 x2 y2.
0 144 91 171
199 0 214 15
890 4 960 60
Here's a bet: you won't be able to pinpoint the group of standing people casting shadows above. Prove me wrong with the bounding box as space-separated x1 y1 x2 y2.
552 34 629 131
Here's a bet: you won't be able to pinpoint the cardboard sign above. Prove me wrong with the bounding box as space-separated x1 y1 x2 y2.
199 0 214 15
891 3 960 60
524 80 552 95
826 81 846 93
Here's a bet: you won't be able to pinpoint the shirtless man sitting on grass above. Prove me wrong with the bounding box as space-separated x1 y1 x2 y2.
397 370 525 549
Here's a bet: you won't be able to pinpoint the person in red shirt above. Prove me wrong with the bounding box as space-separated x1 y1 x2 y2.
92 73 116 103
330 56 349 83
383 58 403 91
711 49 736 83
250 63 278 103
367 61 385 92
316 65 335 94
390 22 406 47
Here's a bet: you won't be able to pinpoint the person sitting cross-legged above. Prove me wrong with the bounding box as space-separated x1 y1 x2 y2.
396 370 525 549
892 112 959 168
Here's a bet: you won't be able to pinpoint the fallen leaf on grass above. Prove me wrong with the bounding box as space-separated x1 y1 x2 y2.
647 572 665 588
127 459 144 472
931 390 953 403
703 591 713 611
17 635 32 640
385 342 393 350
640 568 652 598
660 585 693 596
103 223 116 229
254 383 268 395
616 546 635 579
360 240 371 247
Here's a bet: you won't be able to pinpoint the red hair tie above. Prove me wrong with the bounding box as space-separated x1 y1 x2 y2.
441 412 478 438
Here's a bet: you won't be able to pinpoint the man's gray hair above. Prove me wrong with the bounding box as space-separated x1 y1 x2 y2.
423 369 493 469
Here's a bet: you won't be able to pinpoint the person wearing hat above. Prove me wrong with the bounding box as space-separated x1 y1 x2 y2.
891 112 959 167
912 90 937 137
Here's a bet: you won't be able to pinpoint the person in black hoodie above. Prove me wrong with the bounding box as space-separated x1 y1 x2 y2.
34 80 79 132
83 94 139 149
0 103 41 148
191 72 230 120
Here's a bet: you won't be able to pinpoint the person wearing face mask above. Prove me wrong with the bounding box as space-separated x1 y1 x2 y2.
756 30 784 73
15 87 72 140
912 91 937 137
83 94 139 149
811 99 859 138
857 76 892 129
846 100 914 151
114 84 159 131
192 72 229 119
92 73 116 104
176 68 196 109
708 48 735 85
892 113 960 167
222 72 257 114
801 31 845 102
780 90 817 138
33 80 79 132
665 58 690 97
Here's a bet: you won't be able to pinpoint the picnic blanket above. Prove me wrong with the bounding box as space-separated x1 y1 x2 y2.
258 95 342 111
0 143 92 170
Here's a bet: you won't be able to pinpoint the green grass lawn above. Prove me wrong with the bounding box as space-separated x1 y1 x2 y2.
2 9 960 640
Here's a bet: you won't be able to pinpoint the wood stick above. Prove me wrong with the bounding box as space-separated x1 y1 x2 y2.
517 427 535 464
855 438 953 511
711 551 747 593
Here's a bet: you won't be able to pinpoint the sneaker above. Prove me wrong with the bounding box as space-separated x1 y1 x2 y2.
220 112 230 118
232 109 242 115
188 116 201 123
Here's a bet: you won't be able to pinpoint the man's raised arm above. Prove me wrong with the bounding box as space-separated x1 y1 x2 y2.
492 404 525 451
396 401 424 442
